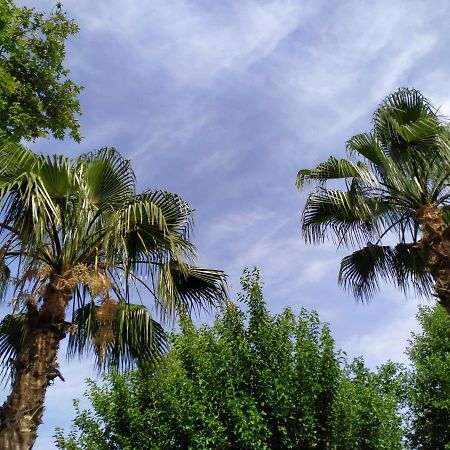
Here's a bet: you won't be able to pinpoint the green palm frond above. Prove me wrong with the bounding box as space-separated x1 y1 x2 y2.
0 172 60 253
0 256 11 302
392 243 432 297
374 88 433 135
339 243 432 302
142 190 193 237
0 141 37 182
80 147 136 207
339 244 394 301
346 133 387 168
34 154 75 202
110 303 166 370
302 186 387 246
296 156 376 189
0 142 228 373
157 262 228 320
374 89 442 161
0 314 26 383
107 191 195 273
67 301 166 371
298 88 450 303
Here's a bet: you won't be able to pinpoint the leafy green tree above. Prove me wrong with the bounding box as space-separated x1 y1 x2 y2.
297 88 450 314
55 269 404 450
0 0 81 142
406 305 450 449
332 359 405 449
0 144 227 449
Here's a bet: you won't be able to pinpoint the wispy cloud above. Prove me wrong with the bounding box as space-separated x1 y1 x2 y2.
74 0 318 86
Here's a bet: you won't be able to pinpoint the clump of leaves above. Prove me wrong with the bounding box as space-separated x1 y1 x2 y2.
0 0 82 141
405 305 450 449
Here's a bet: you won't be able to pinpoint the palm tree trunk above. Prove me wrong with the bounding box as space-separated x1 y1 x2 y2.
0 279 71 449
417 204 450 315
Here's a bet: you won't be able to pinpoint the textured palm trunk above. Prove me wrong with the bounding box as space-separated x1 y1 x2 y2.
0 279 71 450
417 204 450 315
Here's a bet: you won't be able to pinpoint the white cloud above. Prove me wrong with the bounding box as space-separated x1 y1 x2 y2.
267 0 441 147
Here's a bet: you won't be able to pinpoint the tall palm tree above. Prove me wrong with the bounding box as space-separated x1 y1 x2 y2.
297 88 450 315
0 144 227 449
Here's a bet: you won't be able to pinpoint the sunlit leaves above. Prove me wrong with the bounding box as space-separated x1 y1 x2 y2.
0 1 81 142
55 270 403 450
406 306 450 449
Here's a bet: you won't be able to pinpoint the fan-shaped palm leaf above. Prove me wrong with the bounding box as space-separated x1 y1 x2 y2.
67 301 166 371
157 262 228 320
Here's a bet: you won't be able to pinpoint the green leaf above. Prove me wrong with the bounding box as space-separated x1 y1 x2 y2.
339 244 394 301
156 262 228 320
302 187 385 247
296 156 376 189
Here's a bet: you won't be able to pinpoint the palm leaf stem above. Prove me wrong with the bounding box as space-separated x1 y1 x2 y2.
374 217 406 245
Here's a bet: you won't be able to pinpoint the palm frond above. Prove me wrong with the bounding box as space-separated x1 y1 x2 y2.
106 191 195 273
79 147 136 208
0 142 227 376
339 244 394 301
0 314 27 383
374 88 442 161
298 88 450 304
0 255 11 302
34 154 75 202
296 156 376 189
0 141 37 182
302 186 387 247
339 243 432 302
110 303 166 370
157 262 228 320
67 301 166 371
346 133 387 168
392 243 432 297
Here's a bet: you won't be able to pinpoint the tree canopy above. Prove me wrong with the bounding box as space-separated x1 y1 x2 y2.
406 305 450 449
0 0 82 142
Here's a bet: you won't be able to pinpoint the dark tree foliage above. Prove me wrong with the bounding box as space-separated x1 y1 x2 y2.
55 269 404 450
0 0 82 141
406 305 450 449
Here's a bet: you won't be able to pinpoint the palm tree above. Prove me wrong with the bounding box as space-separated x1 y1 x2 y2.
297 88 450 315
0 144 227 449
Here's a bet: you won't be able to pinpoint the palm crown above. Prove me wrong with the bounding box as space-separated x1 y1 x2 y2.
0 144 227 374
0 143 228 447
297 88 450 309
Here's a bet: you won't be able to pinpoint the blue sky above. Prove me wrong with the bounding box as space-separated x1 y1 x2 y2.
5 0 450 447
